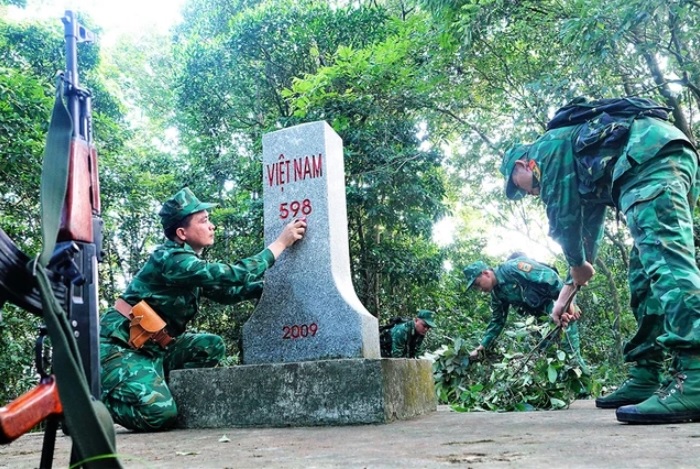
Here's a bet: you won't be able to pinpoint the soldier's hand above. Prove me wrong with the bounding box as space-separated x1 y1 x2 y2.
280 217 307 246
551 284 577 327
469 346 484 360
268 217 307 258
570 262 595 286
567 303 581 322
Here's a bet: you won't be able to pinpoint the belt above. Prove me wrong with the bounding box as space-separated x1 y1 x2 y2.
114 298 174 348
114 298 134 319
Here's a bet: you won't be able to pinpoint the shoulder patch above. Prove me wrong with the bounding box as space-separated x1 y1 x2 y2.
529 160 541 182
517 261 533 273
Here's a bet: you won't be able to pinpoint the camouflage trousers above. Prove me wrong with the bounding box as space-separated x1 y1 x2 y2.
562 321 588 371
616 143 700 364
100 332 225 432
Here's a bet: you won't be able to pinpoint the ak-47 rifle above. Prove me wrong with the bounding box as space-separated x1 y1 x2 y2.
56 9 103 400
0 9 102 395
0 10 119 468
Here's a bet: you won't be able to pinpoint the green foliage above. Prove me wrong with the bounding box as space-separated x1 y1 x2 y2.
0 0 27 7
0 306 41 403
433 320 592 412
0 19 62 252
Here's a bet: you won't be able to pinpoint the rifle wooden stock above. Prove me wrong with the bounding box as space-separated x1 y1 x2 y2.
59 139 99 243
0 376 62 444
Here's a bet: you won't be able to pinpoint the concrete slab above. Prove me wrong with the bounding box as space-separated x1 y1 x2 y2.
169 358 436 428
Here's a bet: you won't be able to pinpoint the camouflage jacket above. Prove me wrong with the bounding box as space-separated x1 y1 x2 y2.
529 116 693 269
391 320 425 358
481 258 562 349
100 239 275 345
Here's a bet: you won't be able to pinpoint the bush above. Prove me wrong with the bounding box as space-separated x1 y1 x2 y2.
431 318 591 412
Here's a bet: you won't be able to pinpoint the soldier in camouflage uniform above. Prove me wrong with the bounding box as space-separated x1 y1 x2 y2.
463 257 589 374
99 188 306 431
501 108 700 424
383 310 436 358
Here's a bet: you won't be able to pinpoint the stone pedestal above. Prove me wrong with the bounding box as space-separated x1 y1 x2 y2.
170 359 436 428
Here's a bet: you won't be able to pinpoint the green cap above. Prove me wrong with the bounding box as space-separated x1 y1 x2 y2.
500 144 530 201
417 309 436 328
159 188 218 230
463 261 489 289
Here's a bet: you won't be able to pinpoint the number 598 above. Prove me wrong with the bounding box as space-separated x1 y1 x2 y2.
279 199 312 219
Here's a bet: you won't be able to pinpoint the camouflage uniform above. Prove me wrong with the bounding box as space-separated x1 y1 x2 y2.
390 321 425 358
388 310 436 358
465 258 587 371
503 115 700 422
100 189 276 431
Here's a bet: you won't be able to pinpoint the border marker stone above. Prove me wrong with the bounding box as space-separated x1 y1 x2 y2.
242 121 379 364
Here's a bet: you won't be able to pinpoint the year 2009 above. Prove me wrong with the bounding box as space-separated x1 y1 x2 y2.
282 323 318 339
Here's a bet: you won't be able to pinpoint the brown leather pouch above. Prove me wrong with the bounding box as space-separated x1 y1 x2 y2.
127 301 173 349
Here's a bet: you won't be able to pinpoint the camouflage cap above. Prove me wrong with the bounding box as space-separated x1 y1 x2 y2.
500 144 531 201
159 188 218 230
463 261 489 289
417 309 436 328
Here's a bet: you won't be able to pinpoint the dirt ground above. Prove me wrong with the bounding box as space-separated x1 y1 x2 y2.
2 399 700 468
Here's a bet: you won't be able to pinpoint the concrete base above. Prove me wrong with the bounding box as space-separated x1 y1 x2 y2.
169 358 436 428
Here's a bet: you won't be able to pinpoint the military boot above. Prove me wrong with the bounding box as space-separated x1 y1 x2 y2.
595 362 662 409
616 355 700 424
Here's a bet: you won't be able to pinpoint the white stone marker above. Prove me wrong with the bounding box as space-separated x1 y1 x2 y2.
242 121 379 364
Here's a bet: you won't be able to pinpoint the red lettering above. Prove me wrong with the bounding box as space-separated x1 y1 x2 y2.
301 199 312 215
303 157 312 179
313 154 323 178
280 203 289 219
294 158 303 181
266 164 275 187
281 323 318 339
267 153 323 190
280 199 312 218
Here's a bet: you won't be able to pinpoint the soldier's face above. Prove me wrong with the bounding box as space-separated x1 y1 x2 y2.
512 160 540 196
178 210 215 253
473 270 496 293
414 319 430 336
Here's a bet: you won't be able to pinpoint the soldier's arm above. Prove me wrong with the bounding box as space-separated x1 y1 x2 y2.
535 137 589 268
391 324 409 358
415 335 426 358
201 280 264 304
480 296 509 349
581 203 607 267
163 248 275 289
